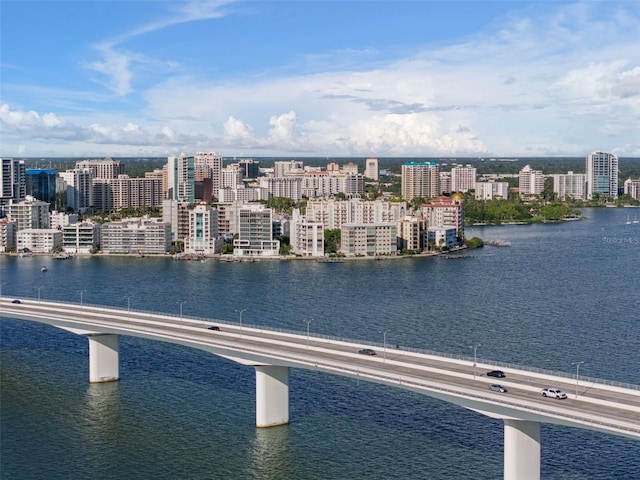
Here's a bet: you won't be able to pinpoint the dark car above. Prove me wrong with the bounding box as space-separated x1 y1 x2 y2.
207 326 221 331
11 299 22 304
358 348 377 355
489 384 508 393
487 370 506 378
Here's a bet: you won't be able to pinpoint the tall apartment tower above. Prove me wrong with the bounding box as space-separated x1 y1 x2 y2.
401 161 439 201
1 158 26 207
194 152 223 193
167 154 195 202
518 165 545 197
450 165 477 193
76 158 124 179
586 151 618 199
365 158 379 181
59 168 93 214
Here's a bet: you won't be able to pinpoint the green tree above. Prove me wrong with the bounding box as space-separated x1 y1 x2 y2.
324 229 341 253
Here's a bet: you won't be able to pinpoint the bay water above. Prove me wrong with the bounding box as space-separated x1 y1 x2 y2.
1 207 639 479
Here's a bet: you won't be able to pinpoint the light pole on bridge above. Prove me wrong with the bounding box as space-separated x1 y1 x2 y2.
379 329 389 361
78 290 86 307
572 361 585 399
178 301 187 328
469 344 481 378
125 296 133 320
235 309 246 336
38 286 43 304
304 318 313 347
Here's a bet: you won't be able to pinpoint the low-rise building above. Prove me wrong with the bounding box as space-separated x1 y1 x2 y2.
233 204 280 257
100 217 171 254
427 226 458 250
0 219 17 252
62 222 100 254
340 223 397 257
17 228 62 253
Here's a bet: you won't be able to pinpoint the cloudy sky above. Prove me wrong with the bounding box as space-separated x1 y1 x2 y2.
1 1 639 158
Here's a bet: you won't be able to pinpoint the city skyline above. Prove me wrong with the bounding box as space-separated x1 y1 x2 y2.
1 1 639 158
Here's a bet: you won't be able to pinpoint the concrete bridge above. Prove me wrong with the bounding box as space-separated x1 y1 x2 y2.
2 297 639 480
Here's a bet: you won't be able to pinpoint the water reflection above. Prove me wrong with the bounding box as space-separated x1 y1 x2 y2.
83 381 122 442
249 425 292 479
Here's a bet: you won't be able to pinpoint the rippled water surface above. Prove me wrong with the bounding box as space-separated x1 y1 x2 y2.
1 208 639 479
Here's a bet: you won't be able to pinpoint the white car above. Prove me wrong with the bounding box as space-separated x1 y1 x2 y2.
541 388 567 399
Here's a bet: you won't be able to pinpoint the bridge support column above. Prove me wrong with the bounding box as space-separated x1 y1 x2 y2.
255 366 289 428
88 334 120 383
504 419 540 480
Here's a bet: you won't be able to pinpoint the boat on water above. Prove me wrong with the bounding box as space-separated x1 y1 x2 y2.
41 266 48 272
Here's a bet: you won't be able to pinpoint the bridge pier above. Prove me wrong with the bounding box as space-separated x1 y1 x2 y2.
255 366 289 427
504 419 540 480
88 334 120 383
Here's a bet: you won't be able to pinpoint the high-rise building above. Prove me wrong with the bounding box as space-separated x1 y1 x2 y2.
184 203 221 255
518 165 545 197
401 161 439 201
167 154 195 202
365 158 379 181
4 195 51 230
59 168 93 214
1 158 26 207
194 152 223 197
233 204 279 256
552 172 587 201
76 158 124 179
25 169 58 207
586 151 618 199
451 165 477 193
623 178 640 200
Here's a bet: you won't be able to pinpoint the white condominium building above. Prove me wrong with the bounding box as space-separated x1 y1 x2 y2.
76 158 124 179
340 223 397 257
0 219 17 252
365 158 379 181
623 178 640 200
184 203 222 255
306 199 407 230
259 177 303 201
59 168 92 213
194 152 223 193
290 209 324 257
552 172 587 200
233 204 279 257
397 216 426 252
101 217 171 254
4 195 51 230
401 161 439 201
17 229 62 253
420 193 464 240
166 154 195 202
586 151 618 199
62 222 100 254
274 160 304 177
439 172 451 195
475 182 510 200
451 165 477 193
518 165 545 197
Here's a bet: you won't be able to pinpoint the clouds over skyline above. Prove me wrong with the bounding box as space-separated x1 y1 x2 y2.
1 1 639 158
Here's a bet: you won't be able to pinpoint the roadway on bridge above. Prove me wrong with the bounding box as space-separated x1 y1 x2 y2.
2 298 639 438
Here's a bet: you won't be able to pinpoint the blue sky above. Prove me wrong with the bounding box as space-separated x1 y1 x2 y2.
1 1 639 158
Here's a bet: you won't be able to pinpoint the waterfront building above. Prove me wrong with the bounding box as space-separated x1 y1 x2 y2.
25 169 57 207
290 209 324 257
365 158 379 181
623 178 640 200
62 221 100 254
100 217 171 254
16 228 61 253
259 177 303 201
1 158 26 208
552 172 587 201
162 199 191 242
0 219 17 252
4 196 51 230
233 204 279 257
59 168 92 214
340 223 397 257
397 215 427 252
451 165 477 193
586 151 618 199
474 182 510 200
420 193 464 240
401 161 439 201
427 226 458 250
518 165 545 197
184 203 222 255
167 154 195 203
216 201 244 236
